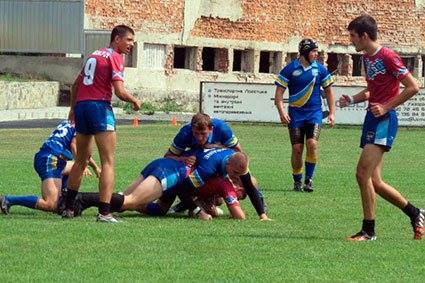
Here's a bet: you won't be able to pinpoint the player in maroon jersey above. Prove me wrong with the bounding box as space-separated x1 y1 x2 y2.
340 15 423 241
62 25 141 222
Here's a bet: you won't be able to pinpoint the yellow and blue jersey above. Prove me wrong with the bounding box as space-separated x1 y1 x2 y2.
169 118 238 155
187 148 235 189
39 120 76 160
275 59 333 111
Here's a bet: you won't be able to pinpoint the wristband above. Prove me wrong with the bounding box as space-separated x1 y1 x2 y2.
347 95 354 105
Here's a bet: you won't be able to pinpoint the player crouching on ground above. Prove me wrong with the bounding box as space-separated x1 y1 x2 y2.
141 176 248 220
71 149 269 221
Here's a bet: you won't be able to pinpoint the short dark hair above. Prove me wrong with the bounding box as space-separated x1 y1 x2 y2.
347 15 378 41
191 113 212 129
110 25 134 43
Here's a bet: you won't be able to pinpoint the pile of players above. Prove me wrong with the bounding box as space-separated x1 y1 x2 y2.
0 113 269 222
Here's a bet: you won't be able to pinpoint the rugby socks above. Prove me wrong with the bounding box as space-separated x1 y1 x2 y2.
402 202 420 221
145 202 167 216
61 175 68 191
79 192 99 210
292 168 303 183
5 195 38 209
110 194 125 212
65 189 78 210
305 155 317 181
98 202 111 216
362 219 375 236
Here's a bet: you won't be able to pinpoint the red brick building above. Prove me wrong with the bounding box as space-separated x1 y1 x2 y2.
84 0 425 110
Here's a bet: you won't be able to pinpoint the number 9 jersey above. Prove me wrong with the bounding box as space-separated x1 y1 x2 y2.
76 47 124 103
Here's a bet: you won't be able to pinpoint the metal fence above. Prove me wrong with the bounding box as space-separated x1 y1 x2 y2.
0 0 84 53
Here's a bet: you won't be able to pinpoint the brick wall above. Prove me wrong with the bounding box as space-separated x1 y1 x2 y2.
85 1 425 48
85 0 184 34
191 0 424 47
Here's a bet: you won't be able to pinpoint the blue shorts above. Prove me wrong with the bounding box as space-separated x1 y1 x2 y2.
288 107 323 129
74 101 116 135
33 150 67 181
140 158 189 191
360 110 398 151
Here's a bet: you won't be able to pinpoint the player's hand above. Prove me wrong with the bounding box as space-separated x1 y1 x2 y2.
132 98 141 111
182 155 196 167
369 102 388 117
279 112 291 125
339 95 351 108
83 168 93 177
259 213 272 221
198 210 212 220
327 113 335 128
93 167 101 178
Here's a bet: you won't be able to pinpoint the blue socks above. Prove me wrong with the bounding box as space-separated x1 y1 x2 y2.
145 202 167 216
5 195 38 209
305 162 316 181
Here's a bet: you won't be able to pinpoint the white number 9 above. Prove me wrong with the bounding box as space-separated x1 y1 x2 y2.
83 58 97 85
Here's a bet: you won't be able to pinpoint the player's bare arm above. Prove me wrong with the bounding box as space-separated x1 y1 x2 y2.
339 88 370 107
370 73 419 117
112 80 141 111
324 86 336 127
164 150 196 167
227 204 245 220
68 76 82 122
274 86 291 124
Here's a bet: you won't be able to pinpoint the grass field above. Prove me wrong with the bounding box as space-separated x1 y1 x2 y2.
0 122 424 281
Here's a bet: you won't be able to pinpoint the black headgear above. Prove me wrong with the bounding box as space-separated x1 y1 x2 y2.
298 38 318 59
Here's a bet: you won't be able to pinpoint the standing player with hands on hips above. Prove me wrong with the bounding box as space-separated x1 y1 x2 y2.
62 25 141 222
340 15 423 241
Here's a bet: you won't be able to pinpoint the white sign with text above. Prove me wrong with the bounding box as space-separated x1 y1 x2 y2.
200 82 425 126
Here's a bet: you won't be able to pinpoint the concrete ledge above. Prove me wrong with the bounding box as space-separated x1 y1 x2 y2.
0 106 194 123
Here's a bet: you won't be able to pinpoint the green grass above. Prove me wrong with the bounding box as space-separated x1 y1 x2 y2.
1 123 425 281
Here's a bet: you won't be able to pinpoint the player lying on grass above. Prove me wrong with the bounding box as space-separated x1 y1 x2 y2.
138 176 249 220
68 148 268 221
0 120 100 215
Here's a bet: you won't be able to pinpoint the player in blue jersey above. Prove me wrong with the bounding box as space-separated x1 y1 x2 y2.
164 112 242 212
166 113 241 166
274 39 335 192
70 155 215 220
72 148 268 220
0 121 100 214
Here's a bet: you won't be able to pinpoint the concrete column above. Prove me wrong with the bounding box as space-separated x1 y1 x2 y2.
253 50 261 74
338 53 352 76
318 52 328 67
215 48 229 73
228 48 234 73
193 47 203 72
273 51 285 73
279 52 287 70
164 45 174 76
414 54 423 78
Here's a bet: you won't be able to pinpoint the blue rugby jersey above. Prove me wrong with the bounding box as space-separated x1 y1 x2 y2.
39 121 76 160
169 118 238 155
275 59 333 111
187 148 235 188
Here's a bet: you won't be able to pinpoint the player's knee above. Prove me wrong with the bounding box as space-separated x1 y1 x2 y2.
44 200 58 211
292 145 303 156
355 167 368 183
